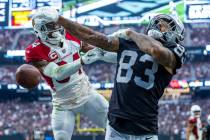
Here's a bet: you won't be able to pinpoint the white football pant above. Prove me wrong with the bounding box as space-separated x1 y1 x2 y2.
105 123 158 140
51 89 108 140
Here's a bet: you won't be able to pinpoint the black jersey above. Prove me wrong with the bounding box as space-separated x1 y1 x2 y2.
108 38 185 135
204 124 210 140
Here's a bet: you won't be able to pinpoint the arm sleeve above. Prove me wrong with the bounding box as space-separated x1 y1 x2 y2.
43 59 82 81
65 32 81 46
101 50 118 63
165 42 186 69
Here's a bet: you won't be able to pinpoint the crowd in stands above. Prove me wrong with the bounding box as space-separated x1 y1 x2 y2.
0 99 102 136
0 23 210 51
158 99 210 136
0 100 52 136
0 29 35 51
83 62 116 83
173 62 210 81
184 23 210 47
0 66 17 85
0 61 210 85
1 23 210 138
85 62 210 82
0 98 209 137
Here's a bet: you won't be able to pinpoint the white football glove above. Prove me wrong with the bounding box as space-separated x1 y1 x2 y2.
147 29 163 40
95 48 117 63
81 48 103 64
35 7 59 22
108 29 131 40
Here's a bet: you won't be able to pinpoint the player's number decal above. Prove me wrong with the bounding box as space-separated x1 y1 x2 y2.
134 54 158 89
174 44 185 57
116 50 158 89
116 51 137 83
173 44 185 64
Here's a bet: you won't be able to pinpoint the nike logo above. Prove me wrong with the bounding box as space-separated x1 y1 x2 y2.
145 136 153 140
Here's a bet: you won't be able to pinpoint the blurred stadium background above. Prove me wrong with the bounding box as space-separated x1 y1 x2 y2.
0 0 210 140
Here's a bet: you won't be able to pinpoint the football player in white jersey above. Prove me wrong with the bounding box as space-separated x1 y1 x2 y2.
25 8 117 140
186 105 203 140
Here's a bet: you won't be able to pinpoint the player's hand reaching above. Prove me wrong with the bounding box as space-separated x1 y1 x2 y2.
94 48 117 63
35 7 59 22
108 29 132 40
147 29 163 40
81 48 103 64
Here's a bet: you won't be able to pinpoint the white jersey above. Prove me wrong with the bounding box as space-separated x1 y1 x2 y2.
26 32 92 109
188 117 203 140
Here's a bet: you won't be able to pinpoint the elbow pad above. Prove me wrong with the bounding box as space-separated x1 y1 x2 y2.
43 59 82 80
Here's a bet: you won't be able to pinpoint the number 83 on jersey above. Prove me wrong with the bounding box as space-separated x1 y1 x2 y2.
116 50 158 90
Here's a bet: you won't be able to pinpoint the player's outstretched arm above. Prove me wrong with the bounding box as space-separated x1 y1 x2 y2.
30 48 103 80
127 30 177 70
80 42 95 53
79 39 117 63
30 59 82 81
57 16 119 52
35 7 119 52
92 48 117 63
101 51 117 63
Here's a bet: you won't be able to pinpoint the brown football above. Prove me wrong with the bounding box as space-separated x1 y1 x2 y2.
16 64 41 89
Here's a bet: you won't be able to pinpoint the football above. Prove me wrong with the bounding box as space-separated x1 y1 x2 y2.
16 64 41 89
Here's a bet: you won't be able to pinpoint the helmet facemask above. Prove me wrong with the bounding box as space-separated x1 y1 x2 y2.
193 111 201 118
147 14 184 44
32 16 65 48
190 105 201 118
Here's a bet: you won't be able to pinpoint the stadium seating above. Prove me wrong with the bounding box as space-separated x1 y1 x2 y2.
0 62 210 84
0 99 209 136
0 23 210 51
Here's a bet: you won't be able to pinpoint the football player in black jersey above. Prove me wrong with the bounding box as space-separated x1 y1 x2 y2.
203 115 210 140
39 7 186 140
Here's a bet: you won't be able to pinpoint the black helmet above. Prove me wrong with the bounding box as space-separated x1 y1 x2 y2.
147 14 184 43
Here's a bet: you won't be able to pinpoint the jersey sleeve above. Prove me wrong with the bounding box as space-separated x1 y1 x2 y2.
25 43 42 63
189 117 196 124
65 32 81 46
203 126 207 133
165 42 186 69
